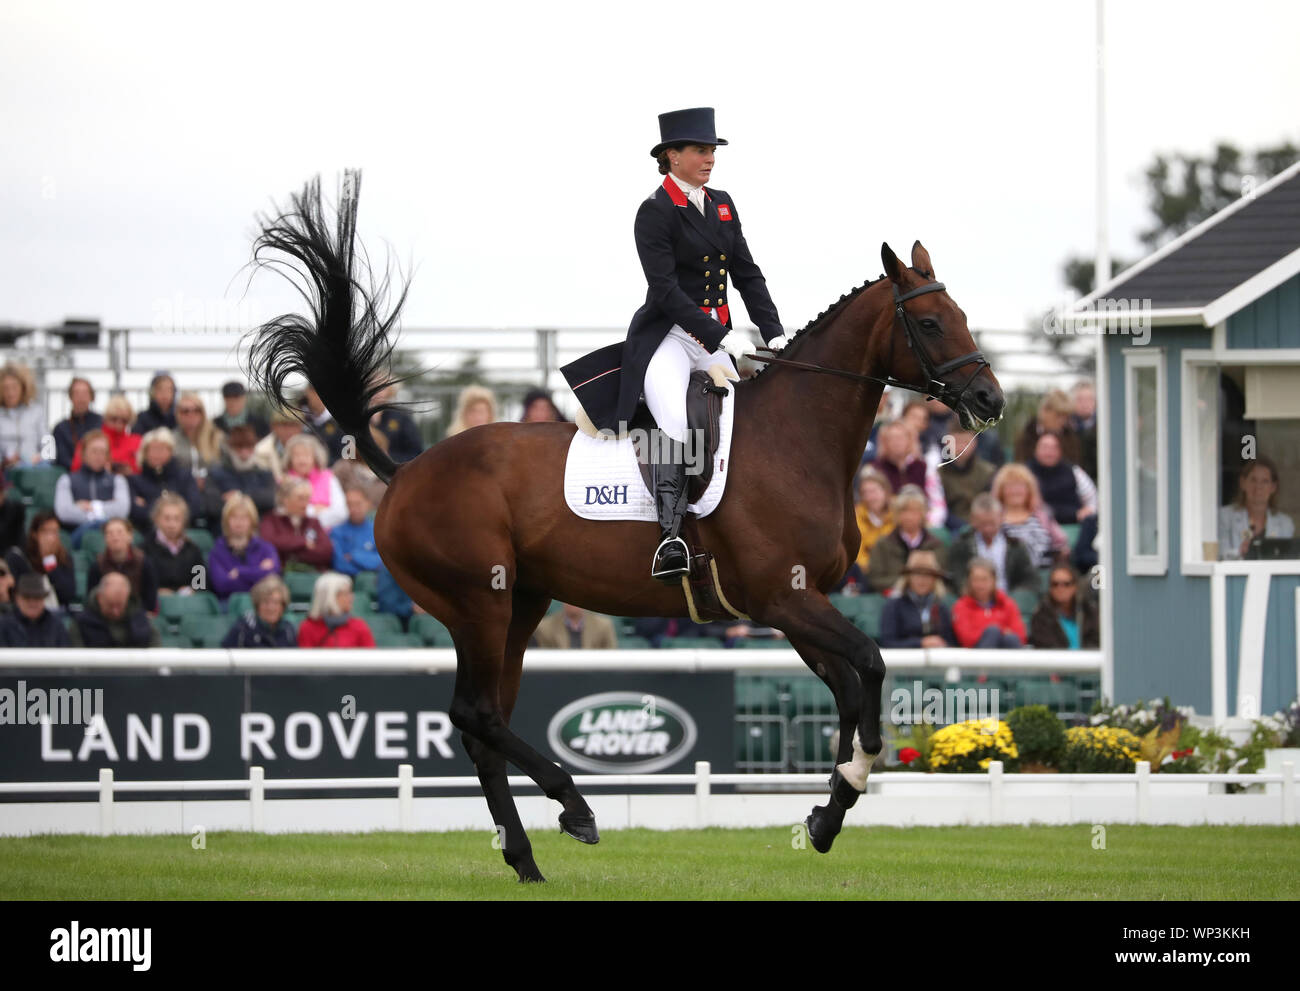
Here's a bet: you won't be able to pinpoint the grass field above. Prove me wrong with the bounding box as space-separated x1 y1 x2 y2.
2 825 1298 899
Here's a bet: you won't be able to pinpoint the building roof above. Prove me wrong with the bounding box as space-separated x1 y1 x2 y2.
1074 159 1300 324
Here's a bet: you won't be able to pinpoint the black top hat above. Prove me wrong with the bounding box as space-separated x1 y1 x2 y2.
650 107 728 158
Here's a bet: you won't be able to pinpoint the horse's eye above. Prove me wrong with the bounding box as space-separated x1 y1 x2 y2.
921 319 940 332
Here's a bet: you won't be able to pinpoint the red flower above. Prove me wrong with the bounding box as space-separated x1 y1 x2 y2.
899 747 921 765
1171 748 1195 759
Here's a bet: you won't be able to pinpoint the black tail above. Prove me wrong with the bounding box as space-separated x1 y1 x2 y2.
243 170 409 484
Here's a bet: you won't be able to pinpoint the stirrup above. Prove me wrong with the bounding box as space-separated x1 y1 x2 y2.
651 535 690 580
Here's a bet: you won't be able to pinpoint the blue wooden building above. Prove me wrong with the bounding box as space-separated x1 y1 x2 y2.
1072 160 1300 723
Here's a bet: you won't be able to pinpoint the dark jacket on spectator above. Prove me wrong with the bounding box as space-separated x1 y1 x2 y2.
71 594 158 648
1028 457 1082 525
209 536 281 599
871 455 928 498
376 565 412 621
5 547 76 607
947 527 1041 598
87 549 160 613
1029 595 1100 649
0 606 71 647
53 411 103 470
132 398 177 436
128 459 201 533
220 610 296 648
940 456 996 526
1072 513 1099 574
1013 418 1082 468
879 592 955 648
203 455 277 524
260 512 332 571
865 529 948 594
143 532 206 593
374 409 424 464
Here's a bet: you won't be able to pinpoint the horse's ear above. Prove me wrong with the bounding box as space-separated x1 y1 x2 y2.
911 240 935 279
882 242 904 284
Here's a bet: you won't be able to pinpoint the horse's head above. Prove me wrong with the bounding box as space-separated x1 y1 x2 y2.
879 241 1005 432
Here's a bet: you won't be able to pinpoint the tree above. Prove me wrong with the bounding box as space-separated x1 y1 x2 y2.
1061 140 1298 296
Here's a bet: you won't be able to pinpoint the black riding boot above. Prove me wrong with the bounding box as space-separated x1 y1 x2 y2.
651 436 690 583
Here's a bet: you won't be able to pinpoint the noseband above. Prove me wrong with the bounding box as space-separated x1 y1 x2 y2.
745 278 990 409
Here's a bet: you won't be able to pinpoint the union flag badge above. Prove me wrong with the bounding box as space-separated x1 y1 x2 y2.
717 204 732 221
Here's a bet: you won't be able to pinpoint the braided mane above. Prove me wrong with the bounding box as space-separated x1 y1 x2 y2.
746 273 886 380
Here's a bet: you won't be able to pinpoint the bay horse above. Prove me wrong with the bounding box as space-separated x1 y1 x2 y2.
244 174 1005 882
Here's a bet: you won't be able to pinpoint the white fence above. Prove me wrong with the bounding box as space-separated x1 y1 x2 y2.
0 760 1293 837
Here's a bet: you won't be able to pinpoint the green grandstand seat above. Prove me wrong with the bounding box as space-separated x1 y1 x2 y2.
360 612 402 637
185 527 215 555
373 630 418 648
226 592 253 616
410 614 454 646
831 593 885 639
158 591 221 627
927 526 952 547
782 676 835 716
13 466 65 508
617 635 652 649
284 570 320 603
731 636 789 648
793 717 839 769
351 570 377 598
735 676 782 712
180 614 231 647
659 635 717 649
1011 588 1040 628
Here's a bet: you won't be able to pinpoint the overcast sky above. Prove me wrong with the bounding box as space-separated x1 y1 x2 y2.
2 0 1297 338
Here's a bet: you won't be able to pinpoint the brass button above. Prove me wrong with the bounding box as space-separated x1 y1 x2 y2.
703 255 709 262
704 299 711 306
719 267 726 275
720 254 727 261
704 271 710 278
717 283 724 290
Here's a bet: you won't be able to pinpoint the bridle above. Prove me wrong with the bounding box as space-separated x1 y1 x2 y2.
743 277 990 411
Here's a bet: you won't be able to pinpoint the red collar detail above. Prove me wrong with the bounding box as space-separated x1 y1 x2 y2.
661 175 688 207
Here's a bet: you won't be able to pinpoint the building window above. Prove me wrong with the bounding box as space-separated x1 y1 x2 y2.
1125 350 1167 574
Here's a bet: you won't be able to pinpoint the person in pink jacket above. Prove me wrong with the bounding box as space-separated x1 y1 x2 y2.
952 557 1026 648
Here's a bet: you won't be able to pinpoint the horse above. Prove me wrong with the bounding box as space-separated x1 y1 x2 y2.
243 173 1006 882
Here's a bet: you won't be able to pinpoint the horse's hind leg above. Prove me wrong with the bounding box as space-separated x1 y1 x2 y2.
460 588 555 882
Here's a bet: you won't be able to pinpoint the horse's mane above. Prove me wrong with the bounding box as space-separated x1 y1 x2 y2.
745 273 887 380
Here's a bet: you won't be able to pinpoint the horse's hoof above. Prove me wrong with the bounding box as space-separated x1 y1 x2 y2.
559 811 600 845
805 806 840 854
516 867 546 884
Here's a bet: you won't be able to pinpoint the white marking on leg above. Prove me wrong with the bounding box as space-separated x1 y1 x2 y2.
835 729 877 792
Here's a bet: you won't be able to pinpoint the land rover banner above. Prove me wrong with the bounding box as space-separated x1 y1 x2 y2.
0 672 734 788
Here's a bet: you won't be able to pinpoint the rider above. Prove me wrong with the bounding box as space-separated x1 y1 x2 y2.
629 107 788 581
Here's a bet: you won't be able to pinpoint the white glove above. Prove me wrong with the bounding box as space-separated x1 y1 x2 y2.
717 330 753 361
766 334 790 352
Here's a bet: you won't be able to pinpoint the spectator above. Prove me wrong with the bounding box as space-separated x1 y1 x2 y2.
1027 432 1097 525
1218 455 1296 560
871 420 947 529
132 371 178 435
86 517 159 613
1069 380 1098 482
375 565 413 628
331 432 389 508
297 571 375 648
940 425 996 531
879 550 955 648
203 424 276 524
143 493 206 597
261 478 333 572
866 485 947 593
70 572 158 648
53 378 103 471
221 574 295 648
853 467 894 571
531 603 618 648
4 510 76 607
283 435 346 530
0 573 70 647
73 395 141 475
209 493 281 600
1073 512 1100 575
1013 389 1082 467
0 361 46 469
331 487 382 576
1029 564 1099 649
447 385 498 436
860 392 893 465
901 400 938 457
521 387 565 423
253 409 305 483
127 427 201 534
992 463 1068 568
54 430 130 549
0 557 12 614
212 381 269 439
948 494 1041 598
301 385 346 463
370 383 424 463
172 391 225 483
952 558 1026 649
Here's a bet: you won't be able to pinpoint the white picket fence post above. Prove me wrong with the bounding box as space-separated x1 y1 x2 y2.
398 764 414 830
695 761 711 827
1283 761 1296 826
249 766 265 833
1135 761 1151 823
98 768 113 836
988 761 1003 824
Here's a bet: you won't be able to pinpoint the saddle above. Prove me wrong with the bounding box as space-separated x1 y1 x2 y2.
629 369 729 503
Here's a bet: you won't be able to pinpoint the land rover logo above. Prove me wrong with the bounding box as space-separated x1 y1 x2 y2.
547 691 698 774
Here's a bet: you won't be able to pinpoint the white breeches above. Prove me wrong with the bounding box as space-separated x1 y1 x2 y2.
643 323 734 443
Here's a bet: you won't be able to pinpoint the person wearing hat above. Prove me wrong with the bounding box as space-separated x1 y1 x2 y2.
878 550 955 648
369 383 424 463
0 573 71 647
213 381 270 440
560 107 788 582
132 371 178 435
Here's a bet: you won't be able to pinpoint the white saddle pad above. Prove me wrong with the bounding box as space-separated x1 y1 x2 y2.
563 382 736 522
